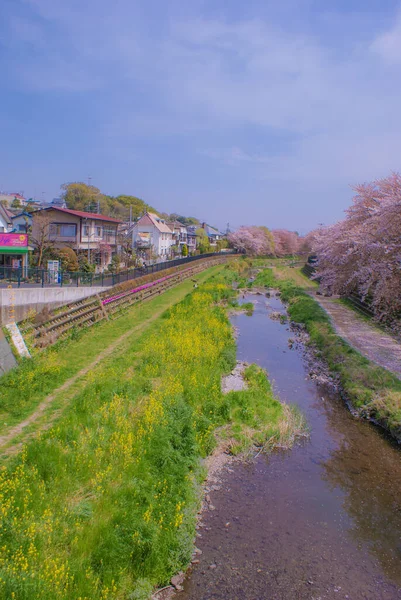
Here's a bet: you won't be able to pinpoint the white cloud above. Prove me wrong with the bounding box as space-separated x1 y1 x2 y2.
4 0 401 228
371 12 401 64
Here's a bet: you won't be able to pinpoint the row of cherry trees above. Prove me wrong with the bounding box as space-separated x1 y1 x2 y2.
313 172 401 323
228 226 309 257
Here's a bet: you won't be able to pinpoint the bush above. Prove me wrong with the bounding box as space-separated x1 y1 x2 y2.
57 247 79 272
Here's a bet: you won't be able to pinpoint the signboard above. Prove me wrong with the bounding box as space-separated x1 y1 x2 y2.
0 233 28 248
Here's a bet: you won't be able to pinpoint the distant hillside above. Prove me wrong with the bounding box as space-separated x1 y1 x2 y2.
61 182 199 225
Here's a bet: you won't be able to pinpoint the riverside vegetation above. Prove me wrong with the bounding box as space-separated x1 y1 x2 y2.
0 265 304 600
250 264 401 440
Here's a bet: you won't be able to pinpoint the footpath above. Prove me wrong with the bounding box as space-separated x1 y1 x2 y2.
274 266 401 380
312 294 401 380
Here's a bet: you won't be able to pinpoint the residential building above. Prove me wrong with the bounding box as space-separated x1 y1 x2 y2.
0 204 12 233
131 212 174 259
0 204 30 271
201 222 221 246
0 192 27 208
166 220 189 254
31 207 121 270
10 211 32 233
186 226 198 253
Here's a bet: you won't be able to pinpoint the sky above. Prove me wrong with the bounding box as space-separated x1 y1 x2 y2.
1 0 401 232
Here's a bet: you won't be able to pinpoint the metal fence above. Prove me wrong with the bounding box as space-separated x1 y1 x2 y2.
0 251 237 288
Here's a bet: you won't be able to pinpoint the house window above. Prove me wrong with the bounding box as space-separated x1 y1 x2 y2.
96 226 102 237
103 226 115 243
18 224 26 232
83 225 90 236
50 223 77 237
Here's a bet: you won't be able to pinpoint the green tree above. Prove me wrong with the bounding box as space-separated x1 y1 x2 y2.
11 198 21 210
61 182 108 214
112 195 157 219
57 247 79 271
181 243 188 257
107 254 121 274
196 228 211 254
78 254 96 273
216 239 228 252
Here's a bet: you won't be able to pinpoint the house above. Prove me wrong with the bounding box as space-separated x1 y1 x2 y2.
130 212 174 259
31 207 122 270
0 192 27 208
10 211 32 233
201 222 220 246
166 220 189 255
0 204 30 271
0 204 13 233
186 226 198 253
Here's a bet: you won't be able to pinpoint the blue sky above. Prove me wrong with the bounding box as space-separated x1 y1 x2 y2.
1 0 401 232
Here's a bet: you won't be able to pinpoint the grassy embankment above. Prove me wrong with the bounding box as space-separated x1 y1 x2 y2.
0 267 303 600
252 266 401 437
0 266 224 436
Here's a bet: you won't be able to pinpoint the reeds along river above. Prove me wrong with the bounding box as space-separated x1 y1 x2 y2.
181 293 401 600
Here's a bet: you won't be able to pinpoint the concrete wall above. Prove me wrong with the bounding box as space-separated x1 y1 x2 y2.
0 286 106 325
0 329 17 375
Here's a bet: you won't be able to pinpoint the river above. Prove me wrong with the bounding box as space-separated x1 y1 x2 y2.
181 292 401 599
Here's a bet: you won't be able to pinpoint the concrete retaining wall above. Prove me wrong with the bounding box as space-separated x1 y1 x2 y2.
0 330 17 375
0 287 106 325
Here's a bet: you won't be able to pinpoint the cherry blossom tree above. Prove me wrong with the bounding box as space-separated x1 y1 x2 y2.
228 226 274 256
271 230 300 256
314 172 401 323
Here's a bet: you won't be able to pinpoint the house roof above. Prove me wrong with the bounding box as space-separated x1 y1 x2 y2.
204 224 219 235
11 211 32 219
0 203 12 226
34 206 122 223
166 220 186 230
3 206 15 220
143 212 173 233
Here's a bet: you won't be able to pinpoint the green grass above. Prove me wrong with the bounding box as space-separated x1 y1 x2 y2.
0 271 303 600
0 266 223 434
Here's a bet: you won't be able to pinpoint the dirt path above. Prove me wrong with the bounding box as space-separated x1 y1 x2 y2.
0 266 224 456
312 294 401 380
0 316 158 454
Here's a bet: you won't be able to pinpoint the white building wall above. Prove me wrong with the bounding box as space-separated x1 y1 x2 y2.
0 215 10 232
132 225 174 258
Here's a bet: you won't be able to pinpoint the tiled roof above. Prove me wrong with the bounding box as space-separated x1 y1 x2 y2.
38 207 122 223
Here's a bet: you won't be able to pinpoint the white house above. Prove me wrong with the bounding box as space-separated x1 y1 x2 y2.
131 212 174 259
0 204 12 233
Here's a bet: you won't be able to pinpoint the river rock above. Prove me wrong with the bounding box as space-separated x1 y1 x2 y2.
171 572 185 590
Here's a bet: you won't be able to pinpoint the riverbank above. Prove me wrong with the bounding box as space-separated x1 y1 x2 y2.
251 267 401 443
0 270 304 600
179 286 401 600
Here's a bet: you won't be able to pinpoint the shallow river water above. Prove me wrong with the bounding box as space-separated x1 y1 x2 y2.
181 293 401 600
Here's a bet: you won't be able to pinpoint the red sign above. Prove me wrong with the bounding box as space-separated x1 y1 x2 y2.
0 233 28 247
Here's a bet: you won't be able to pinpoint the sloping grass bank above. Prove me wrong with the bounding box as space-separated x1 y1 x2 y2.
251 268 401 441
0 267 222 435
0 275 302 600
